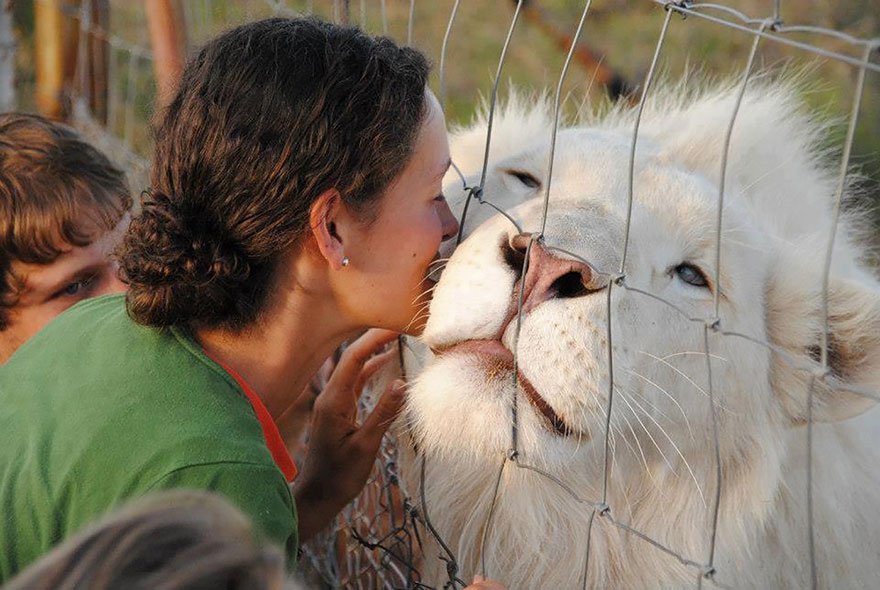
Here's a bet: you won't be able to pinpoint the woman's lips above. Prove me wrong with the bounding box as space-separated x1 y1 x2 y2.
432 339 575 437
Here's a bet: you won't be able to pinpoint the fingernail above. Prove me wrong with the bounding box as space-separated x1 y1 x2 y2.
473 574 484 583
392 379 407 392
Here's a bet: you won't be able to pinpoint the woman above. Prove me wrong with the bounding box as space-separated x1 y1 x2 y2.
0 17 504 588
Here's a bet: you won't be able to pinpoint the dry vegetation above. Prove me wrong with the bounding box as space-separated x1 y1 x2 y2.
11 0 879 210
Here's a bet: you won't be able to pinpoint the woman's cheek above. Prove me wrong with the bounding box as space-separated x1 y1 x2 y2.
406 214 437 261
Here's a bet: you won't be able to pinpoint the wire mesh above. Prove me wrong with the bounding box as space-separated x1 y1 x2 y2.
34 0 880 588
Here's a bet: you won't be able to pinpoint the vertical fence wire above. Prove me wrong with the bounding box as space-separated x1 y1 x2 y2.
697 21 770 589
711 20 769 318
538 0 592 236
464 2 529 578
455 0 526 246
437 0 461 111
508 10 601 464
806 40 875 590
584 4 674 582
504 2 594 582
407 0 415 46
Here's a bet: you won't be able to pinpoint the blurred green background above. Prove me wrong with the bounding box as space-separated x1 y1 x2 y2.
9 0 879 216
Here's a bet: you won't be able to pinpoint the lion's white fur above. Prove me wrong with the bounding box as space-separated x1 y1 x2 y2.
396 81 880 589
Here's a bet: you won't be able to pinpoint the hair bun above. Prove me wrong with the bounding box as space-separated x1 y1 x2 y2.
120 190 254 327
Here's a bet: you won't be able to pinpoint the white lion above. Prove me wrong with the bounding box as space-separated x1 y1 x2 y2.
396 82 880 589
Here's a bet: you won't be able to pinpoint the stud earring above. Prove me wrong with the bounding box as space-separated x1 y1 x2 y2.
341 256 350 267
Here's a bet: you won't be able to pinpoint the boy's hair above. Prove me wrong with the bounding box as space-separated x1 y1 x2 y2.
3 490 287 590
0 113 131 330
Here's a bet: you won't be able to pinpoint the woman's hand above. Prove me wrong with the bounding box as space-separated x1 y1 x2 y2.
465 575 507 589
277 355 337 457
293 329 406 542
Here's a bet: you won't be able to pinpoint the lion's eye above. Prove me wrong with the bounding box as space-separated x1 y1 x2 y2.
506 169 541 189
674 263 709 289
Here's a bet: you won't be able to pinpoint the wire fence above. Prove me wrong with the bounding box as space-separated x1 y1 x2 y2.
429 2 878 589
17 0 880 588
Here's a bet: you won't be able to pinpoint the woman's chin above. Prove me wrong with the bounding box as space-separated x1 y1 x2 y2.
404 320 427 337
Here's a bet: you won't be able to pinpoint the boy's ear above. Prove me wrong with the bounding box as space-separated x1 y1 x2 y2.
309 189 346 271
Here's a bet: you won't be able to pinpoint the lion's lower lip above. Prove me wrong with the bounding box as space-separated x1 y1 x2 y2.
433 340 576 437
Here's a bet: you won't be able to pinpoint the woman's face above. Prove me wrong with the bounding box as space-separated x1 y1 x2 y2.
340 92 459 334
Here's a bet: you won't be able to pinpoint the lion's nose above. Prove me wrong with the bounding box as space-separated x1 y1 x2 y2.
505 232 599 313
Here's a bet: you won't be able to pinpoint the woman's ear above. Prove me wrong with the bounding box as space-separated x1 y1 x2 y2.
309 189 347 271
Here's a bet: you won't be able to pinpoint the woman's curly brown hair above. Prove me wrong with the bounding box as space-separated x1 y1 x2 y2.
119 17 430 329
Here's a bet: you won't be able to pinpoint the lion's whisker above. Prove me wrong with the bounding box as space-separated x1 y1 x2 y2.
613 393 652 480
617 390 675 474
660 351 729 363
622 388 706 507
402 310 432 334
625 365 695 436
636 350 731 416
411 285 440 305
624 387 678 425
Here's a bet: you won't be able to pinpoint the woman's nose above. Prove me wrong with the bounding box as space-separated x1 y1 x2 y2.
439 200 460 242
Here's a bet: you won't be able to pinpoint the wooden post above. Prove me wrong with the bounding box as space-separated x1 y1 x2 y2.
85 0 110 123
145 0 187 108
35 0 67 118
0 0 14 111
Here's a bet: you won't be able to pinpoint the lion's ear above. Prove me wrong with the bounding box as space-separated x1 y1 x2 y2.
767 258 880 424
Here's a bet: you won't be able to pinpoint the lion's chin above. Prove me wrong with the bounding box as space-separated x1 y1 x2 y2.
432 339 581 438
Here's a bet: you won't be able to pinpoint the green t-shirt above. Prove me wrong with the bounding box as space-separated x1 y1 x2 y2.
0 294 298 582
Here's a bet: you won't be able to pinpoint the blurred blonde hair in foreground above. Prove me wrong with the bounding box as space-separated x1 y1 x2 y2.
3 489 307 590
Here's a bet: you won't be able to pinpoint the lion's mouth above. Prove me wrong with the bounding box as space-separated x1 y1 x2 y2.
432 339 575 437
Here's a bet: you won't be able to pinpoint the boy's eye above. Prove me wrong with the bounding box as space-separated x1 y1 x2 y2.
56 275 96 298
434 194 446 202
62 281 84 296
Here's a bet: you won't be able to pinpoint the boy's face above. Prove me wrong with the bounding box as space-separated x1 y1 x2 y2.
0 219 128 364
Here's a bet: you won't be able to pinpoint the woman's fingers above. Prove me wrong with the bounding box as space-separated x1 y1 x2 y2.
353 348 398 399
327 329 399 390
355 379 407 453
465 576 507 590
